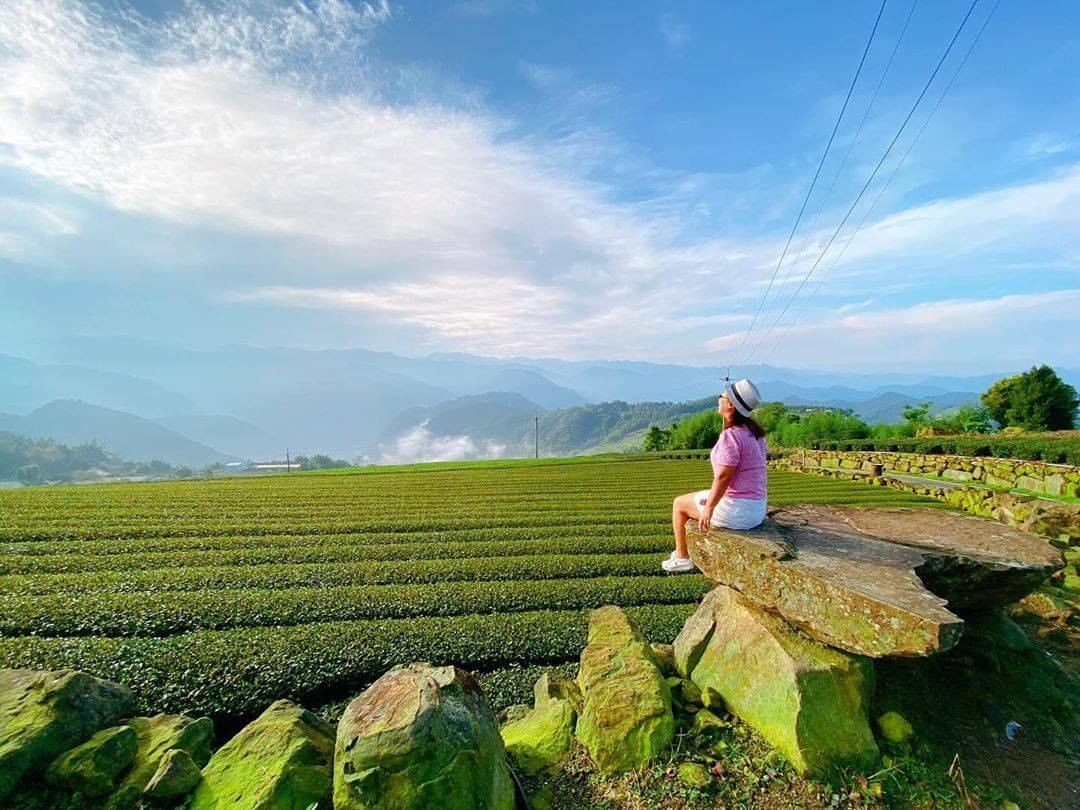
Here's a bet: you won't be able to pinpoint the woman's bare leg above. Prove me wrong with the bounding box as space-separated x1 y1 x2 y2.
671 493 702 558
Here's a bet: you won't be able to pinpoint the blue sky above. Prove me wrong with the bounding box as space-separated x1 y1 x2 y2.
0 0 1077 372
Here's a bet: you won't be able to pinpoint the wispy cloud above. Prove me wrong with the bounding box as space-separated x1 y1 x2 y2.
1 0 1078 369
1021 133 1077 160
708 290 1080 372
450 0 538 17
377 420 509 464
660 14 691 55
0 198 77 262
519 61 573 90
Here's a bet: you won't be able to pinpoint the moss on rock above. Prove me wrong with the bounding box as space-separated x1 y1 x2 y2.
0 669 134 800
334 663 514 810
500 672 581 775
575 606 675 775
875 711 914 745
191 699 334 809
677 761 712 788
44 725 137 798
675 586 878 776
501 700 575 775
145 748 202 799
106 713 214 809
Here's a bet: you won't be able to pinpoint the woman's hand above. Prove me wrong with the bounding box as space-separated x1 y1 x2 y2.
699 505 714 529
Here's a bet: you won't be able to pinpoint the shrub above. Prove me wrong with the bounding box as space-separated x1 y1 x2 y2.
805 434 1080 465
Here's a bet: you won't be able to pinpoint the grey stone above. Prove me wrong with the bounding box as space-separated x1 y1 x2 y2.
687 505 1063 657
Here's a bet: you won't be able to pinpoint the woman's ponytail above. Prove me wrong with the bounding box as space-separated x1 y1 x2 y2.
731 409 766 439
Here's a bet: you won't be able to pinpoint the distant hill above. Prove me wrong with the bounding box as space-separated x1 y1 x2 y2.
380 392 543 453
0 353 193 417
0 401 233 466
22 337 1077 459
378 388 984 458
781 390 975 424
379 394 717 458
538 397 715 455
154 413 278 460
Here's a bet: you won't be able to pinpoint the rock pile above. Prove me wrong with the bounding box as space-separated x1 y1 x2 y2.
0 609 688 807
682 504 1064 774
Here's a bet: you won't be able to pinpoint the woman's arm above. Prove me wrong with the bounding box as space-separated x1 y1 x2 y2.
700 465 736 527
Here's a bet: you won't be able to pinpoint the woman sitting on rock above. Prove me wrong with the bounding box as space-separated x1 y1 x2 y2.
663 378 767 573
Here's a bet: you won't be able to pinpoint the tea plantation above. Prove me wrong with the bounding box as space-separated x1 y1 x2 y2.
0 457 941 719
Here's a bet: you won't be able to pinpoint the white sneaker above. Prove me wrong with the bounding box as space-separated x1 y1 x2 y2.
661 555 695 573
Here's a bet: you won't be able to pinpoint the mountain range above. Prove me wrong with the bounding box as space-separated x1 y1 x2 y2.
1 339 1074 466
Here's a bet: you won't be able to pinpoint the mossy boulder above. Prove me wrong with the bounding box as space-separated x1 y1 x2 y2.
191 699 333 809
692 708 725 733
501 673 580 774
0 669 135 800
575 606 675 775
678 762 712 788
534 672 582 714
334 663 514 810
650 643 676 675
106 713 214 809
675 586 878 776
502 700 575 775
875 711 914 745
678 679 702 707
498 704 532 725
145 748 203 799
45 725 137 797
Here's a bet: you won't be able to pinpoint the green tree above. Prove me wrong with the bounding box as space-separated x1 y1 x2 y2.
16 464 42 485
753 402 791 435
668 411 724 450
957 403 993 434
901 402 932 428
981 365 1079 430
788 410 871 445
642 425 669 452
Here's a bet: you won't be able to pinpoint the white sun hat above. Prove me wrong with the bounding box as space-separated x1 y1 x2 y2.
725 378 761 417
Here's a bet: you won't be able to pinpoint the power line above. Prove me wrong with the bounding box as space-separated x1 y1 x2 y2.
730 0 889 372
764 0 1002 361
738 0 983 367
766 0 919 326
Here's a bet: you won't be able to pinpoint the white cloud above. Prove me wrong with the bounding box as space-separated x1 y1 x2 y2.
828 164 1080 272
451 0 539 17
0 0 771 356
709 290 1080 372
226 276 580 353
660 14 691 54
519 61 573 90
1 0 1079 368
1022 134 1076 160
377 420 509 464
0 198 77 262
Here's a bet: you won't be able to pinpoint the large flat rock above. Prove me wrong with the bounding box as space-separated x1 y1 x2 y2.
687 505 1063 658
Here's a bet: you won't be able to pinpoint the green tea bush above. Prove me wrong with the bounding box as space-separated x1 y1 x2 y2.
806 433 1080 464
0 459 942 720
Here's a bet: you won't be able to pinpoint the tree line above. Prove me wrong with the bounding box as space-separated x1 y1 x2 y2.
0 433 187 485
644 365 1078 452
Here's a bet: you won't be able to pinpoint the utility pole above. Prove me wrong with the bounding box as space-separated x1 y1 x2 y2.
286 448 291 472
534 416 539 459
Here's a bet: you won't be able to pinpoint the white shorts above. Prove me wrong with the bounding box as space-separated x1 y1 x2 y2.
694 490 767 530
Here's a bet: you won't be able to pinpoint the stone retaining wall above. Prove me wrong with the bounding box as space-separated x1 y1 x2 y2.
784 448 1079 498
